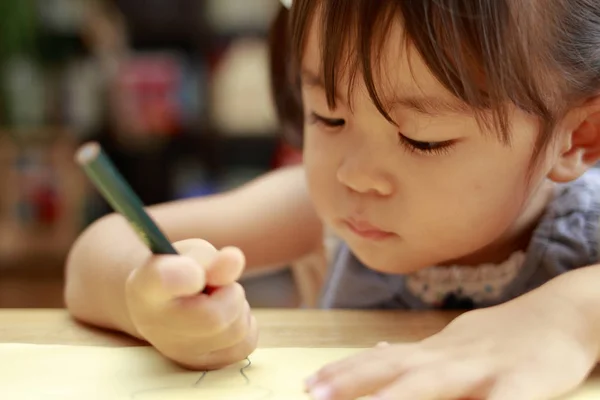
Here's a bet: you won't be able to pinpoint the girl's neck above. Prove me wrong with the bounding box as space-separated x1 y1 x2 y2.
441 180 556 267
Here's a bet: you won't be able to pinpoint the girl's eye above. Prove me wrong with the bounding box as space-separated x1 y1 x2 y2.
309 112 345 129
398 133 454 156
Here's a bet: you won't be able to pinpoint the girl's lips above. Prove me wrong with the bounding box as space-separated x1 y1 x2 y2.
344 219 396 240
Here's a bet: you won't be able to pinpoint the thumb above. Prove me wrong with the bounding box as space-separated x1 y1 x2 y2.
128 255 207 305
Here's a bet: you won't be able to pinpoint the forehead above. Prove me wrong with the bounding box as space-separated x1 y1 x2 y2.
301 13 464 108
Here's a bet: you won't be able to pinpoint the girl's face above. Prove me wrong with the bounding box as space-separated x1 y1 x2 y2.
301 19 559 273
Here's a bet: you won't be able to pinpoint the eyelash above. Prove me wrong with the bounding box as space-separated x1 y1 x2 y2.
398 134 454 156
309 112 454 155
308 112 345 129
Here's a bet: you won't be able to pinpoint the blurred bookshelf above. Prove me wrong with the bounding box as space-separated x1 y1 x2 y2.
0 0 301 276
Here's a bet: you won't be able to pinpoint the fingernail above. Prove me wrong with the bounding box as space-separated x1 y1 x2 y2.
310 385 331 400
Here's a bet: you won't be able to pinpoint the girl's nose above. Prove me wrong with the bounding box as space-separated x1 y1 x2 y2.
336 155 394 196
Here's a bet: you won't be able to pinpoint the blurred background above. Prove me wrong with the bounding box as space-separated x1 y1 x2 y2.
0 0 307 309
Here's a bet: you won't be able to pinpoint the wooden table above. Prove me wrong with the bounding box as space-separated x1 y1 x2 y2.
0 308 461 347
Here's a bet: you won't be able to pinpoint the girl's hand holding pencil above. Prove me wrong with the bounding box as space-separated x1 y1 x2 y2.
126 238 258 370
76 142 257 369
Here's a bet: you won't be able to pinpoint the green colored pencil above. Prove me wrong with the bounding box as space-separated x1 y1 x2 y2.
76 141 177 254
76 142 215 294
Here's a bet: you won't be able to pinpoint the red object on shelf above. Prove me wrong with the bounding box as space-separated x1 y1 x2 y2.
114 54 184 137
34 186 60 226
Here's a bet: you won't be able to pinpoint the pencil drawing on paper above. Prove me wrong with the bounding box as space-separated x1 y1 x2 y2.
131 357 273 399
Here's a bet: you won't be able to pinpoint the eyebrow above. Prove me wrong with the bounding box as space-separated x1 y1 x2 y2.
300 68 472 117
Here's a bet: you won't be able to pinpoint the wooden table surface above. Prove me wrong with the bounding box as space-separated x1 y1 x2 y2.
0 308 461 347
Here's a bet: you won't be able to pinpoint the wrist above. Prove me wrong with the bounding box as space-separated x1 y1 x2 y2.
521 270 600 360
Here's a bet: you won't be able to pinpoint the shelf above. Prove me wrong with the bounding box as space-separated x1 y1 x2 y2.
0 126 77 144
0 0 286 272
0 223 74 267
0 132 89 268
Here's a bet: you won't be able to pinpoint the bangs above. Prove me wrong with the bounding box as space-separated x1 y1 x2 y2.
288 0 562 147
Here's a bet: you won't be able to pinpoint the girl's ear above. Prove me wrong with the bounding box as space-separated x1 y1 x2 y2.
548 99 600 183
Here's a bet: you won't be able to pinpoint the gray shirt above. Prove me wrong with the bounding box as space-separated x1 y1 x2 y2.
320 169 600 310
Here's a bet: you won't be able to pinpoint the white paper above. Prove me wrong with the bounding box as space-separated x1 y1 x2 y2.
0 344 597 399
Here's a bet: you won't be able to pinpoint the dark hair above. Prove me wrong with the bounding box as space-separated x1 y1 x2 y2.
268 0 600 162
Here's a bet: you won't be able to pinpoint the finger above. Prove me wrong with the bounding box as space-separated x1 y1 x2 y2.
128 255 206 304
205 247 245 286
307 357 405 400
181 312 259 370
164 293 254 363
374 361 492 400
173 238 218 272
174 282 249 337
137 281 252 365
487 373 549 400
174 239 245 286
305 344 430 387
173 238 217 256
306 345 438 400
213 299 253 349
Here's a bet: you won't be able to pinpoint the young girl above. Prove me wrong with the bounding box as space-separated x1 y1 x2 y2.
65 0 600 398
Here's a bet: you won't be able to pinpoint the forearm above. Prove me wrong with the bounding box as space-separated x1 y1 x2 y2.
64 166 322 339
525 264 600 360
147 166 323 270
64 214 148 339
